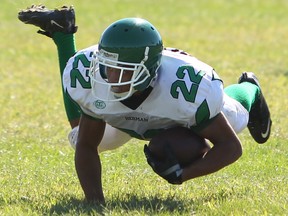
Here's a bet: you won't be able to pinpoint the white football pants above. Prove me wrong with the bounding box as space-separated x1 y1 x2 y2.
68 124 132 153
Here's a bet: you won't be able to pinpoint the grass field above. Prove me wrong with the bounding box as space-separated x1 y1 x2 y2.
1 0 288 215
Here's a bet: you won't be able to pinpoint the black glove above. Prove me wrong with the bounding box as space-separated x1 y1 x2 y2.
144 144 183 184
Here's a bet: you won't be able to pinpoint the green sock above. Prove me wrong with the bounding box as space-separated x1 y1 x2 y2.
224 82 260 112
52 32 81 121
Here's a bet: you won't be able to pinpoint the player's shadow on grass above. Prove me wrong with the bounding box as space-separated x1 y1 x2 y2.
49 188 236 215
49 194 187 215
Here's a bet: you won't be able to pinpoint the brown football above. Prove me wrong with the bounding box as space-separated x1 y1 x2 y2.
148 127 211 166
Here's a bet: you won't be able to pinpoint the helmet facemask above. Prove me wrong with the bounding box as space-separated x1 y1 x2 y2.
89 47 154 102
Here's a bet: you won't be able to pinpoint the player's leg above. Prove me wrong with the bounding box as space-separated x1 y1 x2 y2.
18 5 80 128
68 124 132 153
224 79 258 112
224 72 272 143
221 94 249 134
52 32 80 128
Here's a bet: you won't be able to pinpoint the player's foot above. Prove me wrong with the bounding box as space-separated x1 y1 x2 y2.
238 72 272 144
18 4 77 37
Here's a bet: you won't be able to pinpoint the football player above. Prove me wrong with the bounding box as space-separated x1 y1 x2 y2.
18 5 272 203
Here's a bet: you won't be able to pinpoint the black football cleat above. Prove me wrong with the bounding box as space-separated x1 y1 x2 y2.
238 72 272 144
18 4 77 37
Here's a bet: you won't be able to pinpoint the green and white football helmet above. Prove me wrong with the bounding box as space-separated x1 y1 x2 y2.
89 18 163 101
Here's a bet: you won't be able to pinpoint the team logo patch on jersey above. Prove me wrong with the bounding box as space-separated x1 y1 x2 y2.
93 100 106 109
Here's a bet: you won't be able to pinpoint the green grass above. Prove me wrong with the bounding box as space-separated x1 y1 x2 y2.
1 0 288 215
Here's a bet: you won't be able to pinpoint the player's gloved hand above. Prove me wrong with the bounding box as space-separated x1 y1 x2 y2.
144 144 183 184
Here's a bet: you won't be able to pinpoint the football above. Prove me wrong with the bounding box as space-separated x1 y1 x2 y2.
148 127 211 166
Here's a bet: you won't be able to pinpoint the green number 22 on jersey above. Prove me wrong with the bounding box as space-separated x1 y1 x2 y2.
70 53 92 89
170 65 205 103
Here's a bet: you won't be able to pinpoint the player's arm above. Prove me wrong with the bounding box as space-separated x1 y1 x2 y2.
181 112 242 181
75 113 106 203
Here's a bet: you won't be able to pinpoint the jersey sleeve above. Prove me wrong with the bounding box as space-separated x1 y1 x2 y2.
62 45 102 119
192 70 224 131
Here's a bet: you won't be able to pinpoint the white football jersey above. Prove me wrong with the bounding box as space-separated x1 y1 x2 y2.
63 46 247 140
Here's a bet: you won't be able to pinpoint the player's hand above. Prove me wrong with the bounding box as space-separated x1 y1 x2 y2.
144 144 183 184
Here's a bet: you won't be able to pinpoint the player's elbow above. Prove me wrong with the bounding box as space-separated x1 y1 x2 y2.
228 140 242 164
